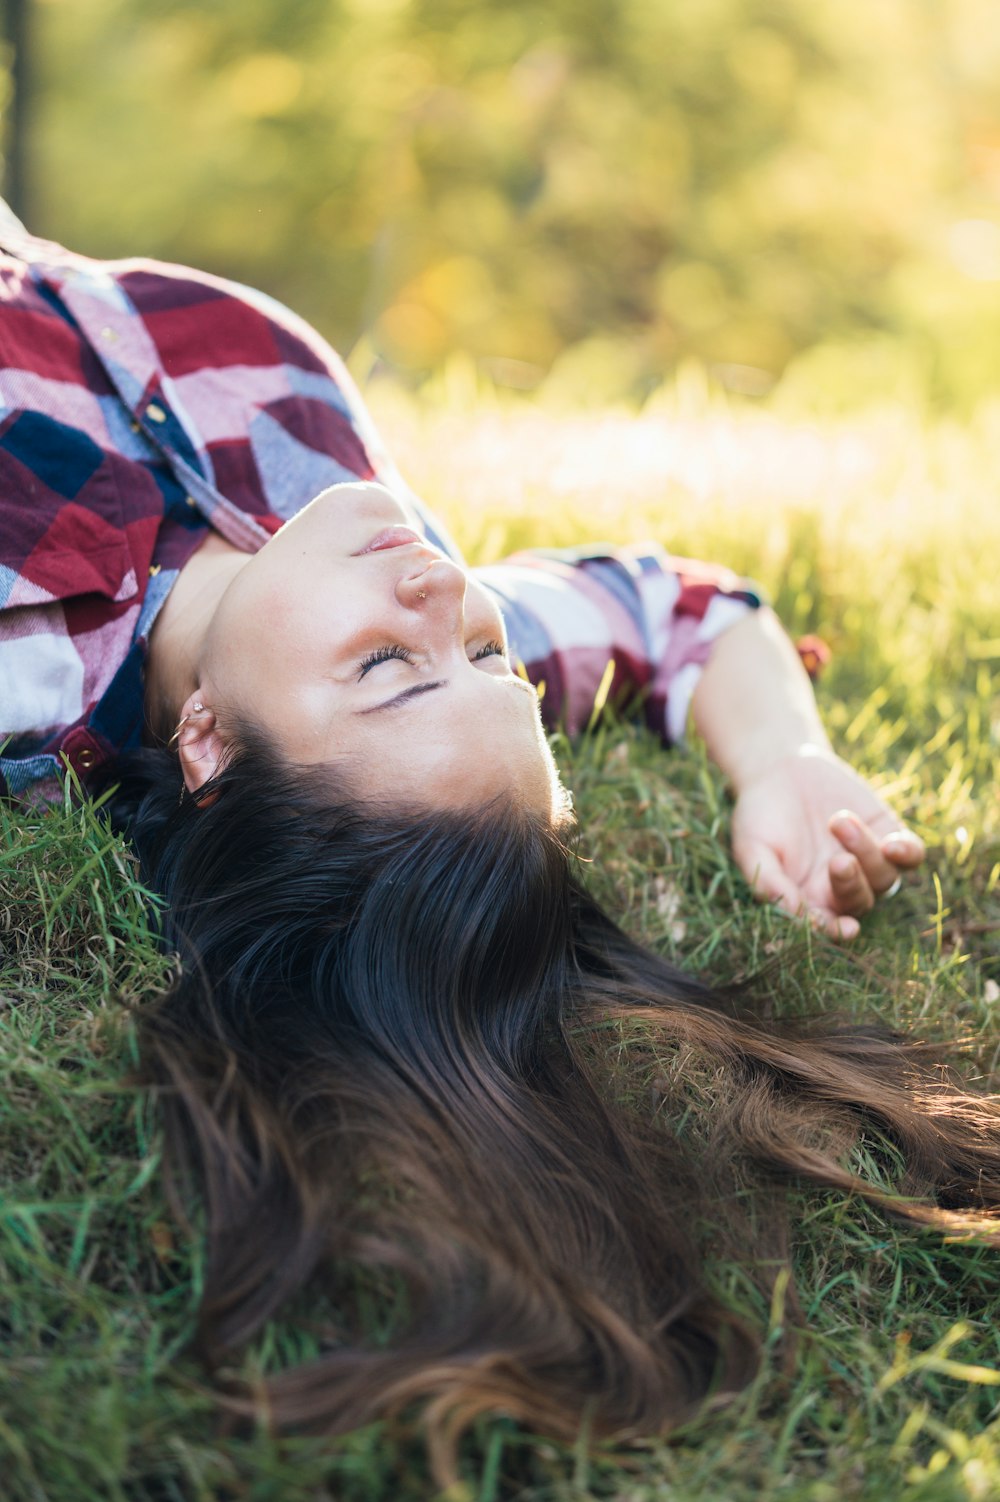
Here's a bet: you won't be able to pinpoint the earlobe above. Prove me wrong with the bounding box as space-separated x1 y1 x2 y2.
174 697 228 800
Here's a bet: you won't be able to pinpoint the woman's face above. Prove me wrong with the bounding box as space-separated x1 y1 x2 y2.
196 483 566 819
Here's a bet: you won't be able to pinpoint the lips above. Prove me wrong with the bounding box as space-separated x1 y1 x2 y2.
353 526 427 555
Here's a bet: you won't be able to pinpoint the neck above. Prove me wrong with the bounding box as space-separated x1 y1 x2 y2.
145 534 253 743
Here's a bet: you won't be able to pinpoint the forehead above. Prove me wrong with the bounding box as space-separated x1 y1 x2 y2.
319 675 556 813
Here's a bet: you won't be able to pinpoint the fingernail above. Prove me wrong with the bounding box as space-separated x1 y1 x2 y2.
882 833 913 853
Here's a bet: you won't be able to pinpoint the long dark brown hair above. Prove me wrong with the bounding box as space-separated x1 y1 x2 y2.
108 740 1000 1485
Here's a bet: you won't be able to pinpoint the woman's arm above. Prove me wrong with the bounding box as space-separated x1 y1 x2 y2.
691 607 924 938
476 543 763 741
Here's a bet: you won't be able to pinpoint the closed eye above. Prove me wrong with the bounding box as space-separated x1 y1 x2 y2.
358 644 415 679
359 639 506 679
473 639 506 661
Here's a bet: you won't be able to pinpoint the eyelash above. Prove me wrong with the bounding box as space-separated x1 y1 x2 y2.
358 640 506 679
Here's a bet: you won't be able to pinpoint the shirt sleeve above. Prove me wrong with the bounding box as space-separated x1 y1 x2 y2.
473 543 763 745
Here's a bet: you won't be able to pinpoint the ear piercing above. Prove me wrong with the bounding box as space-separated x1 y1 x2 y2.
168 701 206 747
417 590 427 600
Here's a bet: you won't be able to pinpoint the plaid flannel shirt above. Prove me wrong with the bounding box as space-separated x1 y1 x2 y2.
0 203 760 801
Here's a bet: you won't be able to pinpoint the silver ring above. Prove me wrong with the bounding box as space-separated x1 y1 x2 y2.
881 875 903 900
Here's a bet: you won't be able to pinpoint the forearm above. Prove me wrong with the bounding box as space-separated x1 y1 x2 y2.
690 607 831 789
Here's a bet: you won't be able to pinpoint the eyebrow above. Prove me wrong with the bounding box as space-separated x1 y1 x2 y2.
354 674 536 716
355 680 448 715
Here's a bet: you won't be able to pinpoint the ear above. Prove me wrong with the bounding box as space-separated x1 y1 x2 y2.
175 696 228 800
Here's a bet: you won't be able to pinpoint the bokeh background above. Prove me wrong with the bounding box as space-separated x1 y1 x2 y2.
4 0 1000 410
5 13 1000 1501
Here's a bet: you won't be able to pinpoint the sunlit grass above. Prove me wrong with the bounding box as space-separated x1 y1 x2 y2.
2 373 999 1500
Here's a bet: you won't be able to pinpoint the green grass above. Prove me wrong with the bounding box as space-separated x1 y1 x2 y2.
3 374 1000 1501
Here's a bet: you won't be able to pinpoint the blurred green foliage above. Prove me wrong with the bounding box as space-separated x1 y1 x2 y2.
7 0 1000 403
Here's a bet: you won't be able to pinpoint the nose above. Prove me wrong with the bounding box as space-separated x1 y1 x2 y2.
395 556 468 616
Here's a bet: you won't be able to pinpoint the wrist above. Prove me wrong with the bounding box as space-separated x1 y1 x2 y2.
690 608 832 791
725 729 834 793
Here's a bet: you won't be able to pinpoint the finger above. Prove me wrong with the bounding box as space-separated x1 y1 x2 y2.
734 839 859 940
733 837 806 912
880 829 926 869
828 850 876 917
829 809 904 896
810 909 861 942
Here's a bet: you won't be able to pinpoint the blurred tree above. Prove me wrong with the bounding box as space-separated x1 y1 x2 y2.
1 0 32 222
11 0 1000 404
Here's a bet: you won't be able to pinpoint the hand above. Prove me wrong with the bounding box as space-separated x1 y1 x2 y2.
729 745 925 940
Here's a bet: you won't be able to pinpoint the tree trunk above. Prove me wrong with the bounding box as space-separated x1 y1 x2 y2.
3 0 31 223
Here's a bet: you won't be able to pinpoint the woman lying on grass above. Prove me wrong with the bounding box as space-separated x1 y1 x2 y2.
3 199 999 1483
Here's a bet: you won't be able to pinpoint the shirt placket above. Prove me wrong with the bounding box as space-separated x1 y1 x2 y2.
39 264 274 555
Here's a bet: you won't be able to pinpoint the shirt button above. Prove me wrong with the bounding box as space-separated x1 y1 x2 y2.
185 495 197 508
146 402 168 423
100 326 119 342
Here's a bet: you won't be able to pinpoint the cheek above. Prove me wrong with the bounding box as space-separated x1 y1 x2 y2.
252 569 318 649
215 576 314 702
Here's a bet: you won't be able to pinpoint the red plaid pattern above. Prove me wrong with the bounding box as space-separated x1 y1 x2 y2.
0 205 760 800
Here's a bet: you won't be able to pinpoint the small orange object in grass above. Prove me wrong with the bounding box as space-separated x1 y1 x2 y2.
797 634 831 680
